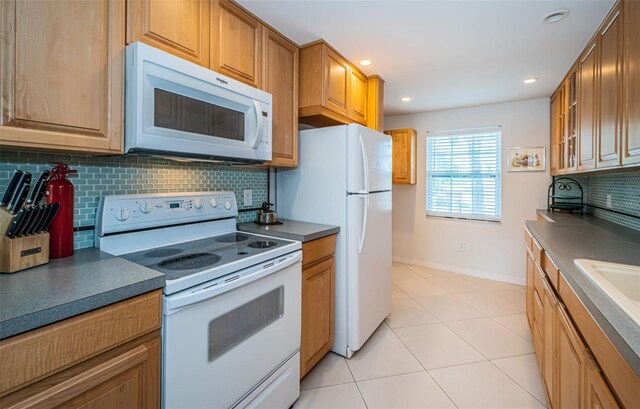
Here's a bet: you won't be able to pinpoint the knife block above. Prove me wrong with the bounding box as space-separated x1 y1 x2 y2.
0 209 49 273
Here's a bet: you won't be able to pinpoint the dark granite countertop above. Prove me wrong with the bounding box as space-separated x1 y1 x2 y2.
0 248 165 340
238 219 340 243
527 210 640 374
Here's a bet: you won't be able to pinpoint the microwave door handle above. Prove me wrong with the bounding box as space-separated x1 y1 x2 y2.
251 100 263 149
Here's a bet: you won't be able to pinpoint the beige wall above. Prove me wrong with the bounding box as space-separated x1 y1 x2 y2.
384 98 550 284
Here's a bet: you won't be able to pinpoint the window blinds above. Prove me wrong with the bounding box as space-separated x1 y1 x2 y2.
426 128 502 222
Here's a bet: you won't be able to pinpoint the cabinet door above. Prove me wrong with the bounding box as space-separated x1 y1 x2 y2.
585 357 621 409
0 0 124 153
623 0 640 167
367 75 385 132
322 46 350 117
556 304 587 409
211 0 262 88
301 257 335 378
550 93 561 175
0 336 161 409
542 277 557 407
597 5 623 169
263 28 299 168
525 251 535 328
389 129 417 185
578 41 598 171
348 67 368 125
127 0 210 67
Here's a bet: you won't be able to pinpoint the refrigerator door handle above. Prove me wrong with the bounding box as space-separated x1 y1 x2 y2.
359 194 369 254
359 133 370 193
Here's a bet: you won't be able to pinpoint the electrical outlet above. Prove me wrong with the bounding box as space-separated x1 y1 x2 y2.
458 241 466 252
243 189 252 206
606 194 612 208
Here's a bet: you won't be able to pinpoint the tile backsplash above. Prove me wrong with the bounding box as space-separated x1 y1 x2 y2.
0 150 268 249
568 171 640 231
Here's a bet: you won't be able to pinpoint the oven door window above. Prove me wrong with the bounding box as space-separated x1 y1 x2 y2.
208 286 284 361
154 88 245 141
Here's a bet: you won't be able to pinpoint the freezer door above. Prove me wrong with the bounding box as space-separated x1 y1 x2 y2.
347 124 392 193
346 191 392 353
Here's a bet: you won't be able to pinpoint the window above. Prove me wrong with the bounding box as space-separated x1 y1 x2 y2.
426 127 502 222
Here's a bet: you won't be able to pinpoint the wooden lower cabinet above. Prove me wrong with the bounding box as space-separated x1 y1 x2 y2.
556 305 587 409
300 235 336 378
0 291 162 408
585 357 621 409
524 227 629 409
0 333 161 409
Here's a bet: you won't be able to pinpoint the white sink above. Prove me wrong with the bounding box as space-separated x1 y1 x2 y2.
574 259 640 328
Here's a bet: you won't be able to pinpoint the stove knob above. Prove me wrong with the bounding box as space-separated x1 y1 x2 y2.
224 200 232 210
194 198 204 209
209 198 218 208
139 201 153 214
115 207 130 221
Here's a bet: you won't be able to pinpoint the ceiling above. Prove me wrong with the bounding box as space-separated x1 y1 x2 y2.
237 0 614 116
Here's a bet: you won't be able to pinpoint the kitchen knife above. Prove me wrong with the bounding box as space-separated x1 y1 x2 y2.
6 208 28 238
0 170 23 207
7 182 30 214
6 171 30 212
41 202 60 232
26 170 50 206
26 205 46 236
14 207 33 237
34 204 53 234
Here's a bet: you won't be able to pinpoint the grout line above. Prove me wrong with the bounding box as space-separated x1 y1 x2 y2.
488 358 549 408
343 354 369 408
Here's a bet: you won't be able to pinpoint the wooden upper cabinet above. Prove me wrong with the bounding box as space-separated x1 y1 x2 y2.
348 67 368 125
211 0 262 88
385 128 417 185
550 92 561 176
597 4 623 169
127 0 210 67
299 40 383 130
578 40 598 171
262 28 299 168
323 46 350 118
623 0 640 166
367 75 385 132
556 304 587 409
0 0 124 154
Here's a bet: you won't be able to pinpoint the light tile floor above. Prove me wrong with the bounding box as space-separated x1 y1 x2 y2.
293 263 548 409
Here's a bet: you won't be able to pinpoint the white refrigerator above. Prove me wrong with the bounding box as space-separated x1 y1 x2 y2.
277 124 392 358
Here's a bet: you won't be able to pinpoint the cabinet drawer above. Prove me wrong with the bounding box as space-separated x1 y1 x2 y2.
542 252 559 291
533 290 544 336
0 290 162 397
524 228 533 251
531 237 544 266
302 235 337 269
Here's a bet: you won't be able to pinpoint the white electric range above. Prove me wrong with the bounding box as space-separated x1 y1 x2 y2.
95 192 302 409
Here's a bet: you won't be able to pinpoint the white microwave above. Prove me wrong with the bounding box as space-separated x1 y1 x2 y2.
125 42 272 163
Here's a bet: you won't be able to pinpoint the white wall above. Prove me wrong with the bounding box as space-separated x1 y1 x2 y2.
385 98 550 284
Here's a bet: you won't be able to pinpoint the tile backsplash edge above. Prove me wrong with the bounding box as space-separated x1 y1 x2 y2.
0 150 268 250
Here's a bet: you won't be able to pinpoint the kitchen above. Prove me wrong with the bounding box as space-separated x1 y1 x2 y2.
0 0 638 408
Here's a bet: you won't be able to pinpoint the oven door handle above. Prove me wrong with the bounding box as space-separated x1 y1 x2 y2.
164 251 302 314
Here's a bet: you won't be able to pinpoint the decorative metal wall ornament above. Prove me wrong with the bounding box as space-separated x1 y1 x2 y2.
547 177 584 213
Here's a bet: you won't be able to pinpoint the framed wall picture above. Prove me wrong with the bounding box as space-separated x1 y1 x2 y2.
507 147 546 172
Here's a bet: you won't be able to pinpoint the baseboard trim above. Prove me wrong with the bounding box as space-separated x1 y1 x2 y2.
392 256 526 286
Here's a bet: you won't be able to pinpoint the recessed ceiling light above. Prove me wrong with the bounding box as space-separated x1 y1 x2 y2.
524 77 539 84
360 59 372 66
541 9 569 24
401 97 411 102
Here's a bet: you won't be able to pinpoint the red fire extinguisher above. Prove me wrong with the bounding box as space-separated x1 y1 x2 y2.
46 163 77 259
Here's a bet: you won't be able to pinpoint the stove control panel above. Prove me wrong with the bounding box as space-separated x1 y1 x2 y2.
96 191 238 236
